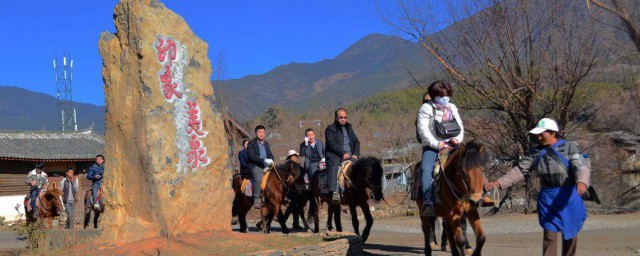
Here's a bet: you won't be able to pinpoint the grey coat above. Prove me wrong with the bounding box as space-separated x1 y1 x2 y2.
299 140 325 170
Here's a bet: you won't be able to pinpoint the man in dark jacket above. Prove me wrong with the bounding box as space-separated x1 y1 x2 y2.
247 125 275 209
299 128 326 183
325 108 360 202
87 155 105 211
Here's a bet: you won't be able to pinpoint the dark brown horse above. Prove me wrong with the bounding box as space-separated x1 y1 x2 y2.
309 157 384 243
24 189 65 225
282 166 314 232
413 141 490 256
259 160 300 234
231 160 300 234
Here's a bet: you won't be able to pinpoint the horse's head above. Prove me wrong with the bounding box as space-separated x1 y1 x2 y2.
44 189 65 216
281 160 301 186
448 140 490 206
353 157 384 202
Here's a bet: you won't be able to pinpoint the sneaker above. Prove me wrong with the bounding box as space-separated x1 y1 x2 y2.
421 204 435 217
332 192 340 203
482 196 496 207
253 201 261 209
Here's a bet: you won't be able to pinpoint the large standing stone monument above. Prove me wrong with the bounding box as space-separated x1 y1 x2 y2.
99 0 232 243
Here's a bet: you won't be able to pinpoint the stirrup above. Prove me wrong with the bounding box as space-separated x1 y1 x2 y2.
332 192 340 203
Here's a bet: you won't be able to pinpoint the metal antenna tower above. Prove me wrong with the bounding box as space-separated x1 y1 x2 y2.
53 54 78 131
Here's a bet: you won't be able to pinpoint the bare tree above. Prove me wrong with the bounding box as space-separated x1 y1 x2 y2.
389 0 602 210
390 0 601 158
588 0 640 54
587 0 640 124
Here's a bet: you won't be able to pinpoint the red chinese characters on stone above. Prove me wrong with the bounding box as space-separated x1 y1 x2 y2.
185 100 209 169
187 135 209 169
156 37 177 63
160 65 182 100
186 101 204 136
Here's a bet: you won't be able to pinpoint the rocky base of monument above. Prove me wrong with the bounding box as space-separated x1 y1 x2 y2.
247 232 363 256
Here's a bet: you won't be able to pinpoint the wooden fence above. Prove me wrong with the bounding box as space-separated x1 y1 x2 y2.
0 174 93 197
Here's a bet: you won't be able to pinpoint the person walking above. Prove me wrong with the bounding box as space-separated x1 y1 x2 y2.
59 167 79 229
488 118 590 256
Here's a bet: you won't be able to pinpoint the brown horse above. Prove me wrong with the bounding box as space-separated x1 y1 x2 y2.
232 160 300 234
309 157 384 243
24 189 65 225
413 141 489 256
259 160 300 234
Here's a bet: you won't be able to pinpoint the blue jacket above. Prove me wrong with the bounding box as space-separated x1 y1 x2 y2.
238 149 250 172
87 163 104 183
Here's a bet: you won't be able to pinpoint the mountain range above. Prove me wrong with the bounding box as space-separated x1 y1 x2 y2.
217 34 438 121
0 86 105 133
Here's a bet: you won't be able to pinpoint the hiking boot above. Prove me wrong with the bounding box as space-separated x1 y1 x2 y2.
332 192 340 203
253 201 262 209
482 196 496 207
421 204 435 217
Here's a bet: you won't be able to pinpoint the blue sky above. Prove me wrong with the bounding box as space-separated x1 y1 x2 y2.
0 1 401 106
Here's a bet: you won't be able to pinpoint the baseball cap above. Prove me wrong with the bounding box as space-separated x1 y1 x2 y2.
529 118 559 134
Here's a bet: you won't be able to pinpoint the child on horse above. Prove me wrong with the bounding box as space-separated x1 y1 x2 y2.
25 162 49 216
87 155 105 211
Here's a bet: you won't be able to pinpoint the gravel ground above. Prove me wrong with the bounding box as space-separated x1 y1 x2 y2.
371 212 640 235
362 212 640 255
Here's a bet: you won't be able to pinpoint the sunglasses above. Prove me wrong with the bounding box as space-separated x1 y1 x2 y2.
338 116 348 120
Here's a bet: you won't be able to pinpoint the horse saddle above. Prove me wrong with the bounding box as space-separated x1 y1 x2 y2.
260 170 271 191
88 187 104 204
241 178 253 197
410 152 449 205
337 160 353 192
24 189 47 212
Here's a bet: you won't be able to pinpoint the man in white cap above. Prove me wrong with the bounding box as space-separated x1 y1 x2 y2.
286 150 300 162
488 118 590 256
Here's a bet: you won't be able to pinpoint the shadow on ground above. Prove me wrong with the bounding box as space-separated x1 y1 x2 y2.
363 243 424 255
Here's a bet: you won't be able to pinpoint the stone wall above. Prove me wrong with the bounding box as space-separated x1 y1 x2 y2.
99 0 233 243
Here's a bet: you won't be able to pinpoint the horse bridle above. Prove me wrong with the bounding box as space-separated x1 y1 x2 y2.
439 146 483 204
268 163 297 191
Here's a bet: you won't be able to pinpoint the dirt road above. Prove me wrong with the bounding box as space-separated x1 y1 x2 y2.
360 213 640 255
